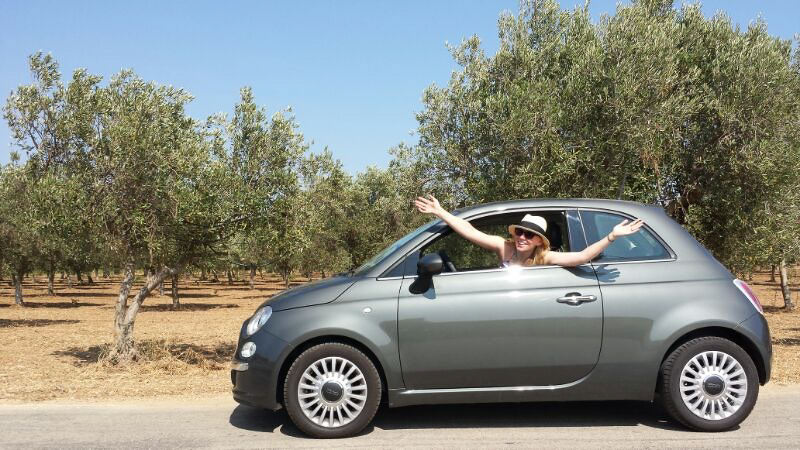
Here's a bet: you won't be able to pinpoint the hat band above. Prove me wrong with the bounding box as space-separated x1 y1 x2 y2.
518 221 546 236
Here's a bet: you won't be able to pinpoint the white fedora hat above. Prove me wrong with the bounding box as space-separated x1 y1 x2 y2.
508 214 550 248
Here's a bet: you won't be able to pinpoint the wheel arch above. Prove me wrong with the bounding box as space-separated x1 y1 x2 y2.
655 326 767 396
276 335 389 407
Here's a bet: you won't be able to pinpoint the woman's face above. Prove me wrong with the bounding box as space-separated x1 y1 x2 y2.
513 230 542 253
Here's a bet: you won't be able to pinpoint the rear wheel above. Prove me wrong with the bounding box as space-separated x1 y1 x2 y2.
284 342 381 438
660 336 759 431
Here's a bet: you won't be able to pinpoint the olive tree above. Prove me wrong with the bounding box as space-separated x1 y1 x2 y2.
3 53 100 296
0 161 38 305
297 150 353 277
5 56 239 360
669 5 800 276
411 0 800 276
212 88 308 288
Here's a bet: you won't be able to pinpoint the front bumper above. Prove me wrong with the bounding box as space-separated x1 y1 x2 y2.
231 321 291 410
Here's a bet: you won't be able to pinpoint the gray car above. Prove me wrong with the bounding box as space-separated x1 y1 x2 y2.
231 199 771 438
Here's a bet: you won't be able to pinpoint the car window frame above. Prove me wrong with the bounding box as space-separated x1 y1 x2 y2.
378 207 590 279
577 208 677 264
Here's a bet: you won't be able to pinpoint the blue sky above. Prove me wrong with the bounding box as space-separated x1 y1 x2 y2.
1 1 797 174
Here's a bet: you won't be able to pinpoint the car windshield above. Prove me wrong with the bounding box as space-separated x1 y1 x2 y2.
352 219 439 275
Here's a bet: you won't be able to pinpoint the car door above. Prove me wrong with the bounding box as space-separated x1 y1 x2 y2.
396 209 604 389
577 208 680 386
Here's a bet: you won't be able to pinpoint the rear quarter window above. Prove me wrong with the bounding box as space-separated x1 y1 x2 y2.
580 210 672 262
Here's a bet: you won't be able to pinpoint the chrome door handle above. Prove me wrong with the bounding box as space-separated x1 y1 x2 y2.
556 293 597 306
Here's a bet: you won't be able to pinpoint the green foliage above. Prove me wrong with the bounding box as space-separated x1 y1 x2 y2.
4 0 800 289
2 53 103 290
0 163 39 279
412 0 800 272
222 87 308 284
297 149 354 276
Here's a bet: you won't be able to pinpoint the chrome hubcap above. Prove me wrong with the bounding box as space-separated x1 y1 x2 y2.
680 350 747 420
298 356 368 428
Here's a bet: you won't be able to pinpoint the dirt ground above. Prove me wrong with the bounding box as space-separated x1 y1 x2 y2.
0 269 797 403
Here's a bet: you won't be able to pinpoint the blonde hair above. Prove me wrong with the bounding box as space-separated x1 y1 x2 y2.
505 239 550 266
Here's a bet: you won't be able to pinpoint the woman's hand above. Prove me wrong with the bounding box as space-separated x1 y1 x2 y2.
555 218 646 266
610 218 644 239
414 195 444 217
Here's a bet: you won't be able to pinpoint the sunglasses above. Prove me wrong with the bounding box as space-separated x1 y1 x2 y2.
513 228 538 239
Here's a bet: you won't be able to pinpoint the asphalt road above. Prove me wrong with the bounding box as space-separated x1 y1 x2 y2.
2 385 799 449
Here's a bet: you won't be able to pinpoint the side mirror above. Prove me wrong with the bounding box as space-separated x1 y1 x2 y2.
409 253 443 294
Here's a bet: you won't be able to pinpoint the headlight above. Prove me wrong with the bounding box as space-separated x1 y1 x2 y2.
245 306 272 337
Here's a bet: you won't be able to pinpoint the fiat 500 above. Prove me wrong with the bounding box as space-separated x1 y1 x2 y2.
230 199 771 438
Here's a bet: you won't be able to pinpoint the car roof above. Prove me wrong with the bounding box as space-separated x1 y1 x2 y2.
452 198 662 218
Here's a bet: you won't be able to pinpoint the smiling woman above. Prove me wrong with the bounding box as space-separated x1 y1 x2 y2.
414 195 645 269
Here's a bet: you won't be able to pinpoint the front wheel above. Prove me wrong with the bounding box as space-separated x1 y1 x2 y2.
284 342 382 438
660 336 759 431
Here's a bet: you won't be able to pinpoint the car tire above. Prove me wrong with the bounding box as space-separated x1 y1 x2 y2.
283 342 382 438
660 336 759 431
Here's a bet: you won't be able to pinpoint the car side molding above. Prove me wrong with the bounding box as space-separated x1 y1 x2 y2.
388 373 591 407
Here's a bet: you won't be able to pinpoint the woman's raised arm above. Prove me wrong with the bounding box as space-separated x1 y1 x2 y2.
414 195 505 255
545 218 645 267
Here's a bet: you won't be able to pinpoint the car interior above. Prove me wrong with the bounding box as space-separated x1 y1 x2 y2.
421 210 571 272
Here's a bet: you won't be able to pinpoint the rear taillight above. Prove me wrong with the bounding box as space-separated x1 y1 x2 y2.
733 279 763 314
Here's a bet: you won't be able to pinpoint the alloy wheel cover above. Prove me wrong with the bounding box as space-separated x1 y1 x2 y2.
679 350 747 420
297 356 368 428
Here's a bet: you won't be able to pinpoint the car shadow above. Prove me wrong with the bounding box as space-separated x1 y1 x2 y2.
229 400 686 437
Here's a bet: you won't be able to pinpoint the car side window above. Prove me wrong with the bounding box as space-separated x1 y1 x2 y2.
423 224 506 272
579 210 671 262
419 210 571 273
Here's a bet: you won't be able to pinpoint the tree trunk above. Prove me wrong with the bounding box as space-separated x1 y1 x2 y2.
227 269 233 285
780 259 795 310
12 273 24 305
87 274 94 285
171 273 180 309
283 270 290 289
200 267 207 281
249 266 256 290
111 265 172 362
112 266 136 361
47 266 55 295
158 280 164 296
211 270 219 282
770 265 777 282
66 273 73 289
103 267 110 278
76 271 83 283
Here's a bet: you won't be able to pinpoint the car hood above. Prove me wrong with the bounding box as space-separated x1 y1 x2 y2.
261 276 357 312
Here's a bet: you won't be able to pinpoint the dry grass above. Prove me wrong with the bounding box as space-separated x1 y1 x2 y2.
748 269 800 384
0 269 797 403
0 273 303 402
